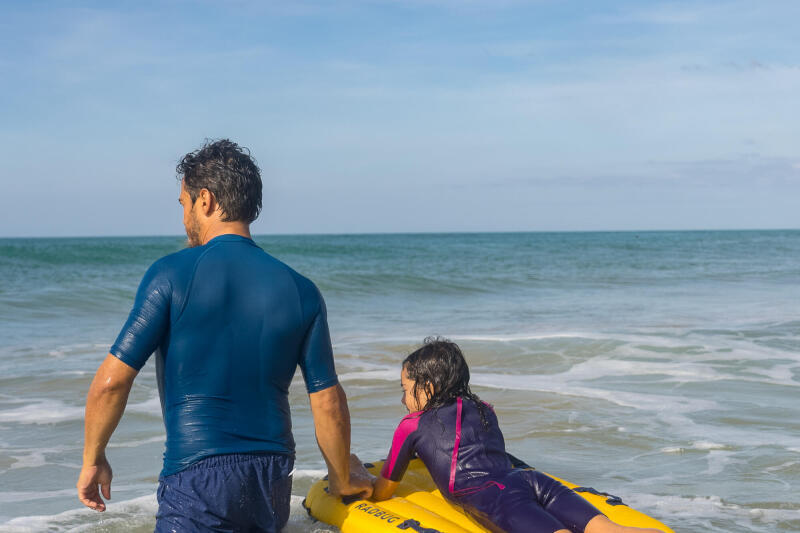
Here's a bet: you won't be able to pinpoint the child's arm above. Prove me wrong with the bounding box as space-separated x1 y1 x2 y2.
372 414 419 501
372 475 399 501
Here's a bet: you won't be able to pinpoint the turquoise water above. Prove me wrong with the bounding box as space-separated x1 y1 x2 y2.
1 231 799 532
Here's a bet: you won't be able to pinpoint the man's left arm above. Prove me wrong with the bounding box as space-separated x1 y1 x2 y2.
77 354 138 511
297 284 371 496
309 383 373 498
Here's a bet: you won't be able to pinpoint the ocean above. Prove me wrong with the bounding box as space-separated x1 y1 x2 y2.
0 231 798 532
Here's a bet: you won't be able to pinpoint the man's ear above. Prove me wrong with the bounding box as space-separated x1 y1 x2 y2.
198 188 217 217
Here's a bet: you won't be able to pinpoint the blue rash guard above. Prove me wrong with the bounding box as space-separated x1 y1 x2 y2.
110 234 338 477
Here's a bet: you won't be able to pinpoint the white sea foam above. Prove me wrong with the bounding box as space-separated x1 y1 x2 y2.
453 332 594 342
8 452 47 470
334 331 602 349
285 495 336 533
660 441 729 454
764 460 799 473
0 444 78 475
0 400 84 425
292 469 327 480
0 493 326 533
338 369 398 382
126 396 162 417
0 493 157 532
0 484 155 504
107 435 164 449
625 492 800 530
660 446 684 454
0 488 78 504
692 441 728 450
339 360 717 414
471 370 717 414
341 328 799 387
702 450 739 476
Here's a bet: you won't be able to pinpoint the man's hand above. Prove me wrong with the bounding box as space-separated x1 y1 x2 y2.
77 456 113 511
329 454 374 499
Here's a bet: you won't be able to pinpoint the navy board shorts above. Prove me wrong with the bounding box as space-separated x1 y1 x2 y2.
155 452 294 533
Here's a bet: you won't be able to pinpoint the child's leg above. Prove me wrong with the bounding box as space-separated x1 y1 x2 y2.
522 472 665 533
584 514 665 533
469 471 594 533
484 499 572 533
460 477 571 533
522 470 602 532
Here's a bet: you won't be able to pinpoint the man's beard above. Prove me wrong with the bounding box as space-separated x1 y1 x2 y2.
185 213 202 248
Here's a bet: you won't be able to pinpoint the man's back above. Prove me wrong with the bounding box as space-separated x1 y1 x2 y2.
79 140 369 531
110 234 338 475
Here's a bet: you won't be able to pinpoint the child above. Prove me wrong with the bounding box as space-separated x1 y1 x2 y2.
371 338 664 533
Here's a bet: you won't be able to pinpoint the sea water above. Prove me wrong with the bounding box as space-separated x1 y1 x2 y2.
0 231 798 532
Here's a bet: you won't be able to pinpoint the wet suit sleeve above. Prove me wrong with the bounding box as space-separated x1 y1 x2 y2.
109 260 171 371
380 415 420 481
298 292 339 393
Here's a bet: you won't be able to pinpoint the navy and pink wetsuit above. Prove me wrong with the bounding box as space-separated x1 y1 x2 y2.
381 398 603 533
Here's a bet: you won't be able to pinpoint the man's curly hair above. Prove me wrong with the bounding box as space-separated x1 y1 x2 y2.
177 139 262 224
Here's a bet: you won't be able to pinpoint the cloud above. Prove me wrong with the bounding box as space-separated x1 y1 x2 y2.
594 2 708 25
653 154 800 186
482 154 800 189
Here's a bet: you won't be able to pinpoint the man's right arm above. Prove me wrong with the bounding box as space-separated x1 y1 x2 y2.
78 354 138 511
78 259 171 509
309 383 372 498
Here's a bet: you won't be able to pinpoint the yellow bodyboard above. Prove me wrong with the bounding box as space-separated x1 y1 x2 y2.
303 458 673 533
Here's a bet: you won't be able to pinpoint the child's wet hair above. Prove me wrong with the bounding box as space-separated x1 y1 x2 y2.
403 337 489 426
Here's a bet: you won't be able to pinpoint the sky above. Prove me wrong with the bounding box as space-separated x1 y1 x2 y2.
0 0 798 237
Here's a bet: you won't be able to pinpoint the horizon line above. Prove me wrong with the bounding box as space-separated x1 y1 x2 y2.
2 227 799 240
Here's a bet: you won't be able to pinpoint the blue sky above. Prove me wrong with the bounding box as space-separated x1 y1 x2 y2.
1 0 798 237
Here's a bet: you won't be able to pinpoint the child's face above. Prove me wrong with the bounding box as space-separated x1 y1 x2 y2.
401 367 430 413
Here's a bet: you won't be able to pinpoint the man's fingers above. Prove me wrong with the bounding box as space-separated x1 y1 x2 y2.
359 484 374 499
78 489 106 512
82 498 106 512
101 481 111 500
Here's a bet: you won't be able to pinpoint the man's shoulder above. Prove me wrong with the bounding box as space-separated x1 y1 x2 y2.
135 247 208 293
258 256 320 302
286 267 319 295
148 246 203 277
238 246 321 298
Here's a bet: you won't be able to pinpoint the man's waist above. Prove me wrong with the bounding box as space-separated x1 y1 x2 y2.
160 442 296 477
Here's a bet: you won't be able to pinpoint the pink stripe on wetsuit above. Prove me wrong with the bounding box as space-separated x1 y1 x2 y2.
381 397 603 533
448 397 463 493
380 411 421 481
449 398 506 496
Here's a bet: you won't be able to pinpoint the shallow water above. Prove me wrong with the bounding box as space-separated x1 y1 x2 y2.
1 231 799 532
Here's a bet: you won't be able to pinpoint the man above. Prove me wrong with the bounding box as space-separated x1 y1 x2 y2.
77 139 371 531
